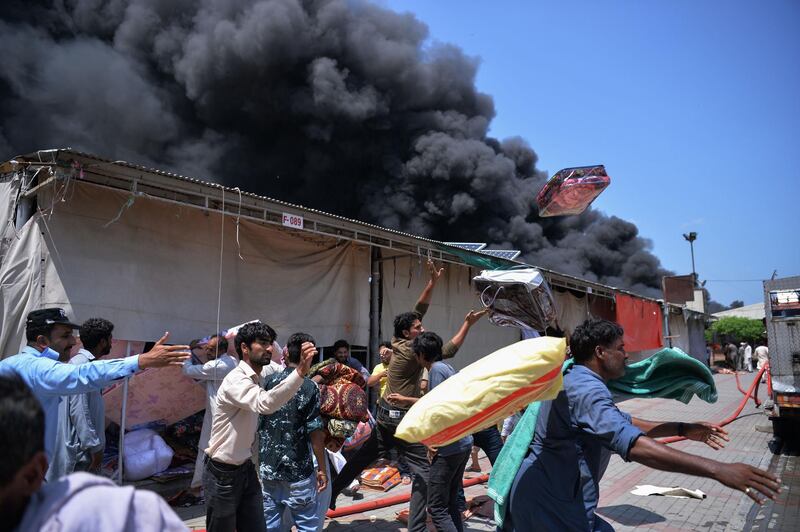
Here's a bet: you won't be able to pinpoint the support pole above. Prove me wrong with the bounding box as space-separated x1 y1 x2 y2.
368 247 382 408
117 343 132 484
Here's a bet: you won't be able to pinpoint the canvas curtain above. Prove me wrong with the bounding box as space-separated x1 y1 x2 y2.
8 182 371 349
669 312 690 354
615 293 663 352
0 173 45 356
552 289 589 337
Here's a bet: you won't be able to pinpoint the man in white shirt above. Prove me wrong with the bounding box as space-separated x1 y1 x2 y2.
203 321 316 532
181 334 238 503
743 342 753 372
47 318 115 482
755 342 769 382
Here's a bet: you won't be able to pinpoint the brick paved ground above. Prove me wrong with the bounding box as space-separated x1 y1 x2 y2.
179 371 798 531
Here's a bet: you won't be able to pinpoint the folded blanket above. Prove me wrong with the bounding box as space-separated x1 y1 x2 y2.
488 348 717 527
609 347 717 404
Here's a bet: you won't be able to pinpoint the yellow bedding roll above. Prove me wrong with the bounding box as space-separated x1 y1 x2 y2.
395 336 566 447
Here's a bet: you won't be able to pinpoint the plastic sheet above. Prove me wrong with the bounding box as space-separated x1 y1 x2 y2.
536 165 610 217
473 268 557 331
123 428 174 481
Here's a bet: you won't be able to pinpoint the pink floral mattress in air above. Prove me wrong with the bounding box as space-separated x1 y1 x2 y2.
535 164 610 217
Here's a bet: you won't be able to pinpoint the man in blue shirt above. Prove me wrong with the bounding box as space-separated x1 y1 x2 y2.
414 332 473 532
0 308 190 465
506 318 781 531
332 339 370 384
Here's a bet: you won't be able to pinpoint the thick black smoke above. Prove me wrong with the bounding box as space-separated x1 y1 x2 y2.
0 0 672 297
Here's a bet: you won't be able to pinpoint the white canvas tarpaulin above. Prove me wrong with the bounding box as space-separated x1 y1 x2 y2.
669 312 691 354
1 176 46 356
381 255 519 370
687 311 708 363
552 289 590 337
4 182 371 349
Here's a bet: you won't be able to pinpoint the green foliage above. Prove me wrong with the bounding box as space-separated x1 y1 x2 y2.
706 316 764 344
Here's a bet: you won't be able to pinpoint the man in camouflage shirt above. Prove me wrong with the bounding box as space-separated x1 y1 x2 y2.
258 332 327 531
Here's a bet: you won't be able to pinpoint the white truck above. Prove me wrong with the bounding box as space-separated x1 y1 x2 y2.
764 275 800 442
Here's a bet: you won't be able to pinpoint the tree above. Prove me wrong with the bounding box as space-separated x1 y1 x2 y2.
705 317 764 344
729 300 745 309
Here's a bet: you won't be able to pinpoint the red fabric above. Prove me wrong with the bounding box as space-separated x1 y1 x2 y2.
319 382 369 422
615 294 664 352
317 362 367 388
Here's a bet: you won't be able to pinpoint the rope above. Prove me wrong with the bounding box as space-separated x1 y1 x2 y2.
233 187 244 261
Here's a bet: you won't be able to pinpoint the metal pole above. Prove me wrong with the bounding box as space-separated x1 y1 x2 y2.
661 279 672 349
368 247 382 408
690 241 696 285
117 343 131 485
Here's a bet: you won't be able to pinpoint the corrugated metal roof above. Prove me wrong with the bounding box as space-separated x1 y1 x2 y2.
4 148 671 304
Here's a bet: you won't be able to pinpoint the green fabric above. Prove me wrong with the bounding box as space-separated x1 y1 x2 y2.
487 400 543 527
608 347 717 404
488 348 717 527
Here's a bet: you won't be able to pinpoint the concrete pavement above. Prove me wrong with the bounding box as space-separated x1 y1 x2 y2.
180 371 798 531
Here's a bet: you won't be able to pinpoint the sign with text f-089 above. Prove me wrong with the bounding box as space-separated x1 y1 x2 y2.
282 213 304 229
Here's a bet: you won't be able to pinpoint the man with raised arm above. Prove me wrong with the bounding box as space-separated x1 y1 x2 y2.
203 321 316 532
329 260 486 532
180 333 238 505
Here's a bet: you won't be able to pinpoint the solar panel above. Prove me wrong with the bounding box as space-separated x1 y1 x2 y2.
480 249 521 260
445 242 487 251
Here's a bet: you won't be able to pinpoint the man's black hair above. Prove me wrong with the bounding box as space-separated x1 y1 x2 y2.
333 339 350 351
286 332 316 365
394 311 422 338
412 332 443 363
25 324 54 343
79 318 114 352
234 322 276 357
208 334 229 354
380 340 392 349
569 319 624 363
0 376 44 487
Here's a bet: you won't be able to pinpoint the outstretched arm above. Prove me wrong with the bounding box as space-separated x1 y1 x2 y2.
443 309 488 359
629 436 780 505
632 418 730 450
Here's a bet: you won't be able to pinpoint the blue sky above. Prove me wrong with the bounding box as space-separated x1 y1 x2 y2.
384 0 799 305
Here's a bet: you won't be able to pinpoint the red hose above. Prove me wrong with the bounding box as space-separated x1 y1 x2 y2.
326 474 489 518
734 368 762 407
328 366 770 518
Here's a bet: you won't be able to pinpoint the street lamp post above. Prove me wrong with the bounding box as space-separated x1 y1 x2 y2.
683 232 697 286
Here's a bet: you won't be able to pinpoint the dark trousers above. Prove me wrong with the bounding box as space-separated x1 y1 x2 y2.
204 457 265 532
331 400 430 532
428 449 471 532
472 425 503 465
457 425 503 511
